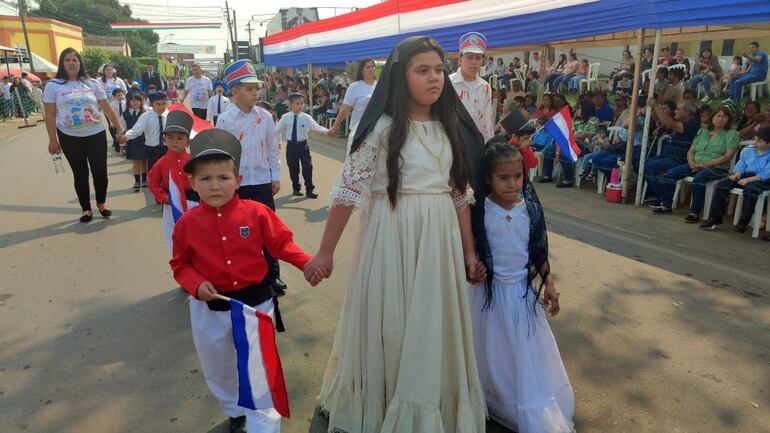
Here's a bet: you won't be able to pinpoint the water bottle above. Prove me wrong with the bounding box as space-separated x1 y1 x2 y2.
52 153 65 175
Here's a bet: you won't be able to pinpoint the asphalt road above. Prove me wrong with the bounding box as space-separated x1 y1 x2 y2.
1 121 768 433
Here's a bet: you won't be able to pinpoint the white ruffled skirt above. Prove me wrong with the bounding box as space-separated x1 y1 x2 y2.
470 277 575 433
319 193 487 433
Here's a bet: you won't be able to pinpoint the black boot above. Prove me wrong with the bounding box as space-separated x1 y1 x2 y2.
229 416 246 433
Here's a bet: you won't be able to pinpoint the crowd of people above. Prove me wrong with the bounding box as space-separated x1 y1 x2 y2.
36 31 770 433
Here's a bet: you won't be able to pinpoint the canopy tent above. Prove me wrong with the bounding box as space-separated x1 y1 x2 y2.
263 0 770 66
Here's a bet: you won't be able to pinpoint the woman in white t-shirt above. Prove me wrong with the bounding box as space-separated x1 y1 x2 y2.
44 48 124 223
99 64 127 101
181 64 214 120
327 57 376 137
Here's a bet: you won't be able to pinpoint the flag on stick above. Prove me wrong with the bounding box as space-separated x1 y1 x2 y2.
544 107 581 162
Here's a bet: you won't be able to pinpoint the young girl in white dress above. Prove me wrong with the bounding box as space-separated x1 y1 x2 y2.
304 36 488 433
470 141 575 433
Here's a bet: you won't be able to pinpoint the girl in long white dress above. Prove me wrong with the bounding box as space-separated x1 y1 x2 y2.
470 140 575 433
303 36 488 433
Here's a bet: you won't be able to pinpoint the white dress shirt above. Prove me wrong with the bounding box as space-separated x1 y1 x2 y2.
216 105 280 185
110 99 127 129
449 71 494 142
276 111 329 142
206 94 231 122
124 109 167 146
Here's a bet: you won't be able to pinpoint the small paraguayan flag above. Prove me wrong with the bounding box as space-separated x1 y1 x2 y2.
230 299 290 418
168 172 185 223
544 107 582 162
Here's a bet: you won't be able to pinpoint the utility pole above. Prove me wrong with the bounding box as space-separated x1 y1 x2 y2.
224 1 234 61
18 0 35 74
246 21 253 60
232 10 239 61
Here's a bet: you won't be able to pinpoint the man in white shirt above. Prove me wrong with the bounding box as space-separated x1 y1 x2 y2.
182 64 214 120
530 52 541 74
450 31 494 142
206 82 230 126
275 93 328 198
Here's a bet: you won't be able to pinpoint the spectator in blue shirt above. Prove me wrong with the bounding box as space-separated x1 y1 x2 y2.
592 91 614 123
727 42 768 101
700 126 770 232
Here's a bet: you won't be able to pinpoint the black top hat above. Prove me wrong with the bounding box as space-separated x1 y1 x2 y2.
184 129 242 173
500 110 536 136
163 110 193 135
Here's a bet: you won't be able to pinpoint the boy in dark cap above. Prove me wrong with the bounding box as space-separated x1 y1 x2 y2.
170 129 315 433
148 109 199 252
489 110 539 176
118 91 169 170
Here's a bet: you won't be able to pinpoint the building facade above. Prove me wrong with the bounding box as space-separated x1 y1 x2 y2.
0 15 83 65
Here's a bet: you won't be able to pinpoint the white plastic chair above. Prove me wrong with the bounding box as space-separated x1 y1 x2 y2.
749 72 770 101
671 151 738 218
668 64 687 74
729 189 770 238
579 63 600 93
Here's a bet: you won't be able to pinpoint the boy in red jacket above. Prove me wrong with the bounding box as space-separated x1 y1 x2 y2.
148 110 198 252
170 129 317 433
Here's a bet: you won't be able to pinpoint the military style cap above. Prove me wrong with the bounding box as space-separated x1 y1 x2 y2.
224 59 263 87
459 32 487 55
163 110 193 135
184 129 242 173
500 110 536 136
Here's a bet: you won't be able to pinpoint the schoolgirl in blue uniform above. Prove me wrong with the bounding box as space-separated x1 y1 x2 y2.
123 91 148 192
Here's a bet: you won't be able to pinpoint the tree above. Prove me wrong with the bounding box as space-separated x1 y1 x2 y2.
108 52 141 80
31 0 159 57
81 48 110 77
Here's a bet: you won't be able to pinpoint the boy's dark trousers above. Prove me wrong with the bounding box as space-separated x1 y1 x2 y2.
286 140 315 193
708 172 770 223
238 183 281 282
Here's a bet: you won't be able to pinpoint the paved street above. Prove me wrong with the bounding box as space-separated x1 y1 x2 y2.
1 120 768 433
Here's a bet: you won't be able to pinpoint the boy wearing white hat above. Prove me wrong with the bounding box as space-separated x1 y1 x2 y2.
450 31 494 142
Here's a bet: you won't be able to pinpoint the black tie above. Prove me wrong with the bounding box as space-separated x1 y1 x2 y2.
118 102 123 115
158 115 164 145
217 96 221 114
291 114 298 143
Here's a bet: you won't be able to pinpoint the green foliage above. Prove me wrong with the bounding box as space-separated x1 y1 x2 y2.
81 48 110 77
108 53 141 79
30 0 159 57
134 57 159 70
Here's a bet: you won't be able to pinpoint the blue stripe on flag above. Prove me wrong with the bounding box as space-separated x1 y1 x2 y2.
230 299 256 410
168 173 184 223
544 116 578 163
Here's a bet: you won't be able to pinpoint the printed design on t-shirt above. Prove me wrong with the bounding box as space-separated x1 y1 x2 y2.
191 82 210 103
62 88 101 129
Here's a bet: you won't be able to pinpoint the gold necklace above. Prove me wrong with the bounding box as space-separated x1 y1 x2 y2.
410 121 447 170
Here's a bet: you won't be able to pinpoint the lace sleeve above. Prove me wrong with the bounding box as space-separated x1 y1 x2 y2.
451 185 476 211
329 138 379 209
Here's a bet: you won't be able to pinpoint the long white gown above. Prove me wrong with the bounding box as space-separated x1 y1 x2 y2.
320 115 487 433
470 198 575 433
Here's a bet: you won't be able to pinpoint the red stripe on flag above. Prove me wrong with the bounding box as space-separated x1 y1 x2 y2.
263 0 466 45
167 103 214 136
559 107 581 158
256 310 290 418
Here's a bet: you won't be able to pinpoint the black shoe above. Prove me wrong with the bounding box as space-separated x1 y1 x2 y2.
700 218 722 230
684 213 699 223
652 207 672 214
133 182 140 192
556 181 574 188
293 190 303 197
537 177 553 183
97 205 112 218
229 416 246 433
141 180 148 187
734 221 748 233
271 278 287 297
306 190 318 199
79 210 93 223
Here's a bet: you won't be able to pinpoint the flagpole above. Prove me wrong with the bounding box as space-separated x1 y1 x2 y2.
214 293 232 302
621 29 644 202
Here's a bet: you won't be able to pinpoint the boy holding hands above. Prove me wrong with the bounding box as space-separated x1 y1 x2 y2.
118 91 169 170
171 129 320 433
216 60 287 295
275 92 328 198
207 82 230 126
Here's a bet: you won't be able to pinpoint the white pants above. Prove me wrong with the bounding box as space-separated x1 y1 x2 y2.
162 202 199 253
190 298 282 433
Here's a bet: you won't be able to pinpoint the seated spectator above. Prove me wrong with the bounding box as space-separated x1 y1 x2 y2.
643 100 702 190
611 93 630 128
569 59 590 93
494 57 507 76
682 89 697 104
699 105 713 129
552 93 569 112
650 107 739 222
727 41 769 102
580 125 610 180
612 49 635 92
313 88 331 116
530 52 541 74
700 126 770 232
524 94 537 115
526 70 540 95
659 68 685 105
721 55 744 94
737 101 762 141
658 47 674 66
552 53 579 92
492 89 505 121
640 47 654 74
653 67 670 97
483 56 496 79
544 54 567 90
592 91 614 123
674 49 691 81
506 80 526 101
510 57 522 70
534 93 557 118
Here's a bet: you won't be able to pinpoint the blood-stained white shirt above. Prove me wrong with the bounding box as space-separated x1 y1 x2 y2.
450 71 494 142
216 105 280 186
